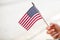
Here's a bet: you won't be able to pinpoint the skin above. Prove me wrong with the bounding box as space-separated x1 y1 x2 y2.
46 23 60 39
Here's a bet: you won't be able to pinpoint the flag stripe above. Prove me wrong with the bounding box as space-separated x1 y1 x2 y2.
23 13 39 28
20 14 28 25
19 13 27 24
21 14 29 25
23 16 30 27
26 14 41 30
24 13 41 29
23 17 30 29
20 14 27 25
26 14 40 28
27 16 42 30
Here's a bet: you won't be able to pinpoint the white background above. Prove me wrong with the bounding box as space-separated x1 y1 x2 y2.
0 0 60 40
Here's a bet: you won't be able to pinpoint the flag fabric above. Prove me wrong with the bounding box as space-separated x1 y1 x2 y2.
18 5 42 31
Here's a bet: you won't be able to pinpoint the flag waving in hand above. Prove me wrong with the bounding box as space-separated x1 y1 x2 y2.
18 3 42 31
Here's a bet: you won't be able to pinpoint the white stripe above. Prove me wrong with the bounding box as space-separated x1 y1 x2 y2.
27 17 41 30
20 14 28 25
23 16 30 27
23 13 39 28
22 16 30 26
20 14 27 24
26 14 40 29
19 14 26 23
24 13 40 29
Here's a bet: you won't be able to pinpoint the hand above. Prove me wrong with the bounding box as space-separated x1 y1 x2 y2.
46 23 60 39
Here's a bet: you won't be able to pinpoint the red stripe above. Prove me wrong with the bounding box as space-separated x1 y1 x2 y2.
23 17 30 29
23 13 40 28
26 15 41 30
29 15 42 27
19 13 27 24
19 14 28 25
25 13 41 29
26 15 40 29
21 14 29 25
23 16 30 27
27 16 42 30
30 17 42 27
24 14 41 29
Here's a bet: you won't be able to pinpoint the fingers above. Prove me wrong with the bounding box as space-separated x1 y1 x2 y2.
51 23 60 32
50 23 56 29
57 32 60 38
51 32 57 36
46 27 51 30
47 29 55 34
47 29 59 39
52 33 59 39
46 23 55 30
50 23 60 29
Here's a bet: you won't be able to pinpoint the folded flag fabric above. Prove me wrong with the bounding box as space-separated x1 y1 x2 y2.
18 5 42 31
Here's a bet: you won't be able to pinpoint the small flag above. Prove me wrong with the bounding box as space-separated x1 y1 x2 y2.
18 5 42 31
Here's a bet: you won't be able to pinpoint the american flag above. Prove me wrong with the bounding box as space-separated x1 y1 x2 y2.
18 5 42 31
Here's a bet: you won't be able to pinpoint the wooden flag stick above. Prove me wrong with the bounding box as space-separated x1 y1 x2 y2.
42 16 49 26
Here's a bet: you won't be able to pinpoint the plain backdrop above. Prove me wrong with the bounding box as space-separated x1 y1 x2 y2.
0 0 60 40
